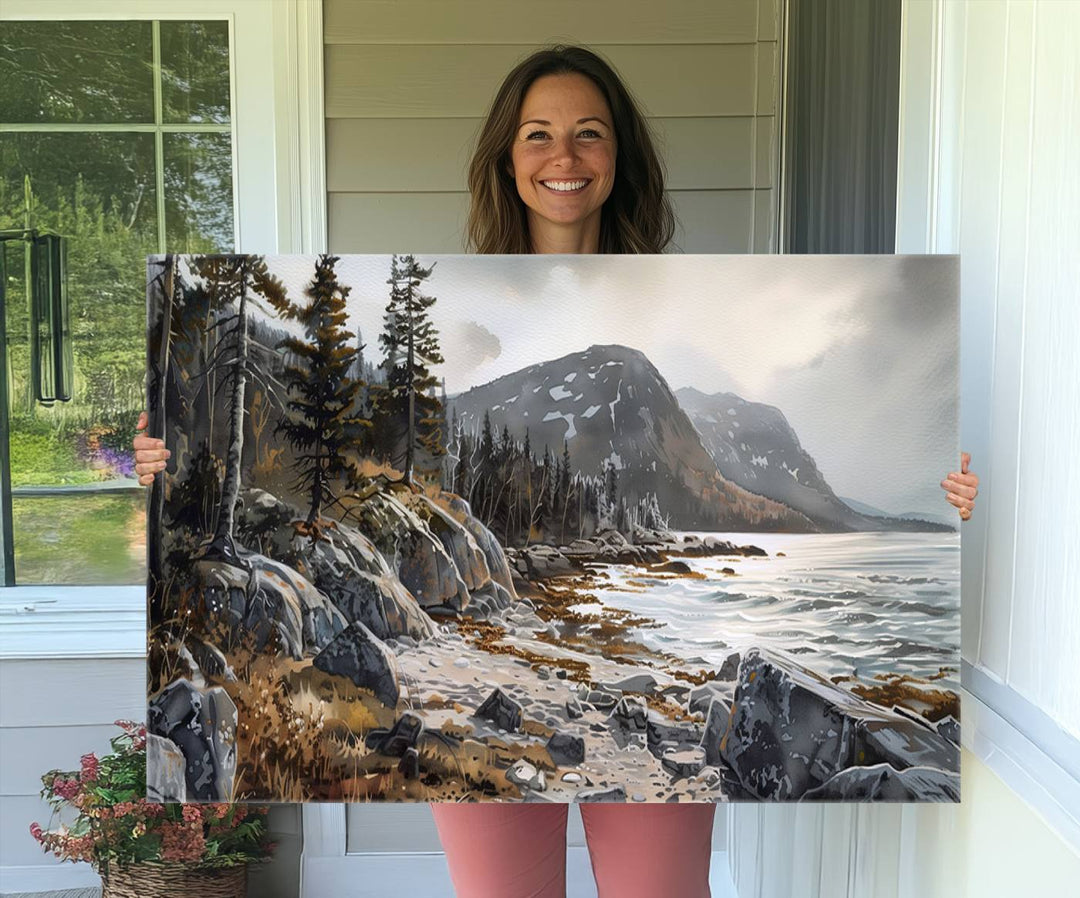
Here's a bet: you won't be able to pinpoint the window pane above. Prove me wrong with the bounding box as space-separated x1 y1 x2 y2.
12 493 145 585
160 20 232 124
2 132 154 584
164 132 235 252
0 21 154 124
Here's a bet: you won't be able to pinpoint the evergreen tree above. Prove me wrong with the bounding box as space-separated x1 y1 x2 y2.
541 445 555 522
604 458 619 511
270 253 367 529
374 254 445 484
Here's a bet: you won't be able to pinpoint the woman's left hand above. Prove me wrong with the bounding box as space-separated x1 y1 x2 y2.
942 452 979 522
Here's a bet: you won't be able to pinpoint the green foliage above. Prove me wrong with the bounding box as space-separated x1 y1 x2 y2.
30 720 275 874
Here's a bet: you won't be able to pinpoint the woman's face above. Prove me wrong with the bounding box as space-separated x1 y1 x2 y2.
508 73 617 240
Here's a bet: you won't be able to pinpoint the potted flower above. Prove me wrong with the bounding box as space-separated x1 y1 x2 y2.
30 719 276 898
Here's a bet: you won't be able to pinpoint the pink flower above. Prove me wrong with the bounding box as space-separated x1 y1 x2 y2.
29 822 43 842
137 799 165 818
181 804 203 824
80 753 99 782
52 777 80 801
160 821 206 863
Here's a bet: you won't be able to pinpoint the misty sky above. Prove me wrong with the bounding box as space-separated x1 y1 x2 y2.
262 254 959 518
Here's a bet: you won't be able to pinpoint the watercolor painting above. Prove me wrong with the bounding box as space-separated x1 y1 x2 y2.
145 253 960 804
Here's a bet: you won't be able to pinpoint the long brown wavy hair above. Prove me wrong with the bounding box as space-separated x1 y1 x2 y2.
466 45 676 254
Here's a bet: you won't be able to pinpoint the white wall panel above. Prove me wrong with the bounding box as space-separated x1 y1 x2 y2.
1005 1 1080 729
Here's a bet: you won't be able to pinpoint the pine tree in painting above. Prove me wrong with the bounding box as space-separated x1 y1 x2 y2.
375 254 445 484
270 253 368 531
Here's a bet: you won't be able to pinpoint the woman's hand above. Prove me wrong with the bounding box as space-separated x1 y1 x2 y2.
133 411 170 487
942 452 979 522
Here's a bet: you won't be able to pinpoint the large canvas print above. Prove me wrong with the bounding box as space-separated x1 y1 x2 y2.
145 253 960 804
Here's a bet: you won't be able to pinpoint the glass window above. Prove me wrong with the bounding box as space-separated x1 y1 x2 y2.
0 19 234 585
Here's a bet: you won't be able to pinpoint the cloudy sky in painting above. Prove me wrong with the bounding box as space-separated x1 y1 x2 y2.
263 254 959 518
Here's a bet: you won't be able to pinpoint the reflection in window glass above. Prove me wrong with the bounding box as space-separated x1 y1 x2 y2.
1 131 157 439
160 21 232 124
164 132 234 253
12 493 145 585
0 22 154 124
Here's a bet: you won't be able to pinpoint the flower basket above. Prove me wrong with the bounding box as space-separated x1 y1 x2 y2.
101 860 247 898
30 720 275 892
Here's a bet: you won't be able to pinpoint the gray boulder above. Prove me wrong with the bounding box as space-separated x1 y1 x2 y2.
576 786 627 803
661 746 707 778
443 494 518 597
364 711 424 757
610 695 648 732
801 764 960 802
148 678 236 801
414 495 491 591
296 524 435 642
547 732 586 766
345 490 471 610
700 697 730 766
313 621 402 707
507 759 546 791
647 709 704 749
252 555 348 654
609 673 658 695
718 648 960 800
936 715 960 746
689 679 734 716
474 688 523 733
146 734 187 802
515 545 581 579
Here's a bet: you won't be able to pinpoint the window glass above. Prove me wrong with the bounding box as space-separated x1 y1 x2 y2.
164 132 234 253
0 20 234 585
0 21 154 124
160 20 231 124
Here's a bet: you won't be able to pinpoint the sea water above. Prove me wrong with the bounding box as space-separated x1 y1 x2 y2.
575 531 961 694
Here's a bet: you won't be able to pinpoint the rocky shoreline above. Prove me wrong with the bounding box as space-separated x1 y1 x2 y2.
147 488 960 805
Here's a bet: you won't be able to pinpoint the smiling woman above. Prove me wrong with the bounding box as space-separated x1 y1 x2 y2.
466 45 675 255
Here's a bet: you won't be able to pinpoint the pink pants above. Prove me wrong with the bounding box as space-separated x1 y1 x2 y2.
430 802 716 898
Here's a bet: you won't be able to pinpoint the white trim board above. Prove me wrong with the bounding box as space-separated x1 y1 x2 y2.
960 684 1080 854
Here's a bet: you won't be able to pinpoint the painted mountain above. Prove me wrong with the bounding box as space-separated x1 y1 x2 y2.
676 388 953 532
447 344 812 531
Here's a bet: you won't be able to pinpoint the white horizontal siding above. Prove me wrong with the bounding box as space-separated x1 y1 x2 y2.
326 43 766 119
324 0 761 45
0 658 145 870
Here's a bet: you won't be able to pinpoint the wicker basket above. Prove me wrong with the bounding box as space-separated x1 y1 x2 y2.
100 861 248 898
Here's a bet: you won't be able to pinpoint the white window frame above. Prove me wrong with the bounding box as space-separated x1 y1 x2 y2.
0 0 326 656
